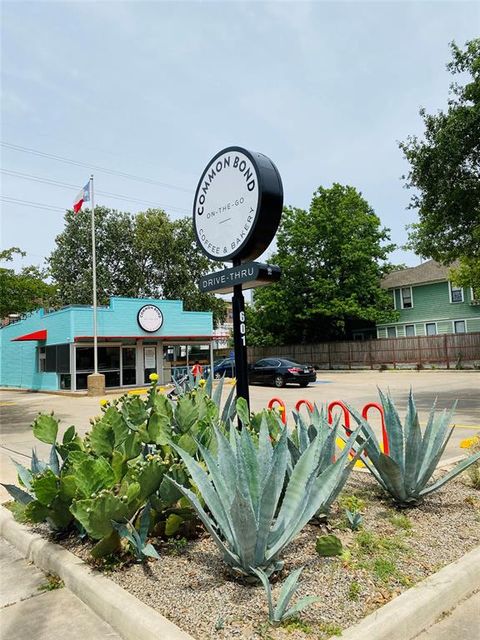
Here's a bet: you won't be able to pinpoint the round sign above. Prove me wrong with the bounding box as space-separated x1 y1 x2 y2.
193 146 283 262
137 305 163 333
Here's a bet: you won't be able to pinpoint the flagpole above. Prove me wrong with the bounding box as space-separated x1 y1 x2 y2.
90 174 98 375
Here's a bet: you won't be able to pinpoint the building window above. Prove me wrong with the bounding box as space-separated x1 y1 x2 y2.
390 290 396 310
426 322 437 336
454 320 466 334
405 324 415 337
75 346 121 389
401 287 413 309
38 347 46 372
449 283 464 303
387 326 397 338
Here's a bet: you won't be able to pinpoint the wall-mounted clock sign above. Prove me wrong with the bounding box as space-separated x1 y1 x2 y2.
193 146 283 262
137 305 163 333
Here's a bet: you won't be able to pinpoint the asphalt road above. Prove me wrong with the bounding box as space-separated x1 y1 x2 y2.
1 370 479 501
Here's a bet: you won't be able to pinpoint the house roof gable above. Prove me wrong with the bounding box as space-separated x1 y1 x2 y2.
381 260 454 289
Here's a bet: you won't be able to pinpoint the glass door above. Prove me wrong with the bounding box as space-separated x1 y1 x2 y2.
143 346 157 383
121 346 137 386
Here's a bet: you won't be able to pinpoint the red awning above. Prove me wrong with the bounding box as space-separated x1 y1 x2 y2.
12 330 47 341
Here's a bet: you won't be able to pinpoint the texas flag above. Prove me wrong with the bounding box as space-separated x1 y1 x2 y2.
73 181 90 213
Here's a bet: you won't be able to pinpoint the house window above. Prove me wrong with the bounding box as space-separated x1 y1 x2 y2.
38 346 46 372
426 323 437 336
387 326 397 338
390 290 396 310
401 287 413 309
454 320 466 334
449 283 464 303
405 324 415 337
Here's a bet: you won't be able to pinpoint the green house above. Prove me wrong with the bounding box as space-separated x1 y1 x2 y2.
377 260 480 338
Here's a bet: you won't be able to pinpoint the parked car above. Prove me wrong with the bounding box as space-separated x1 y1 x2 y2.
248 358 316 388
212 357 236 379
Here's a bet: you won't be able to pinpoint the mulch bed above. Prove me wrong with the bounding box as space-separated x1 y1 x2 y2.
47 472 480 640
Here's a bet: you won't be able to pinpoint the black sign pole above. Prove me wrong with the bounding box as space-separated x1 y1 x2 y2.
232 259 250 415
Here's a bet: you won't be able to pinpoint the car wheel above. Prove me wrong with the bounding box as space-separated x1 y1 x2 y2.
274 374 286 388
299 382 309 388
214 372 222 379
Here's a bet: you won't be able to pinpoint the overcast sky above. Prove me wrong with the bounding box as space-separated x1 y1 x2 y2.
1 1 478 272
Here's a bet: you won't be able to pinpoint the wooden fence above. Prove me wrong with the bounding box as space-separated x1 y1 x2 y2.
247 332 480 369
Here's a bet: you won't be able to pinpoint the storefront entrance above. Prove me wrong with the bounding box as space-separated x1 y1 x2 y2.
143 345 157 383
121 346 136 386
72 340 213 391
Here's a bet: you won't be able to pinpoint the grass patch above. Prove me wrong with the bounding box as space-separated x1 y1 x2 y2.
318 622 342 637
38 574 64 592
282 618 312 633
350 528 412 587
388 512 412 531
339 493 366 513
348 580 361 601
373 558 396 581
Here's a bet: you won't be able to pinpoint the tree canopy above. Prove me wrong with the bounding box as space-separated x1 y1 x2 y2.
400 38 480 289
48 208 226 325
247 184 397 345
0 247 57 318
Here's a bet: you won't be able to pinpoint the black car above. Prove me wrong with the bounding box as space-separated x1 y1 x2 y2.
213 357 236 379
249 358 316 388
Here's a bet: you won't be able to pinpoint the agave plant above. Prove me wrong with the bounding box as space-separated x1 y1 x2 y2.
167 416 365 577
112 501 160 561
349 389 480 507
252 567 319 625
345 509 363 531
288 405 351 515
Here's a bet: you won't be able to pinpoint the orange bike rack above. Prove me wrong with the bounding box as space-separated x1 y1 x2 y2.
268 397 287 425
295 399 314 414
327 400 352 436
362 402 389 454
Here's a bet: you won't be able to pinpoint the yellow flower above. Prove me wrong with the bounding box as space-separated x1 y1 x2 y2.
460 436 480 449
199 379 206 387
100 399 108 407
149 372 159 382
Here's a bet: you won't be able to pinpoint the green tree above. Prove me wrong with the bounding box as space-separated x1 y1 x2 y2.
248 184 397 345
400 39 480 289
0 247 57 318
48 208 225 325
449 256 480 300
48 207 140 304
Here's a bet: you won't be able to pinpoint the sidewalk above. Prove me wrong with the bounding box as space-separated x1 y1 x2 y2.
414 591 480 640
0 538 121 640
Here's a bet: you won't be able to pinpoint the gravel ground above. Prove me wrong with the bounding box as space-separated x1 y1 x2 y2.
50 472 480 640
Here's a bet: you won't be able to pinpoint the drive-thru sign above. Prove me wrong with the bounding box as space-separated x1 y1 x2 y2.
193 146 283 408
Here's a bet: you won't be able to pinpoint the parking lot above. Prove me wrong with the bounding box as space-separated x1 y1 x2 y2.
1 370 479 501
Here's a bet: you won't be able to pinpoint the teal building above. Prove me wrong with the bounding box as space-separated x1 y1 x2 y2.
377 260 480 338
0 297 213 392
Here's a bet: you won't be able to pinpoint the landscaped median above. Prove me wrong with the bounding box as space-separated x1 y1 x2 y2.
1 375 480 639
1 477 479 640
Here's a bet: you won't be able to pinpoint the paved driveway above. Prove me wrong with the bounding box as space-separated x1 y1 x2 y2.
1 370 479 501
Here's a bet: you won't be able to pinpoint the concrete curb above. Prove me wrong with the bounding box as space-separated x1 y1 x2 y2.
2 505 479 640
0 506 194 640
335 545 480 640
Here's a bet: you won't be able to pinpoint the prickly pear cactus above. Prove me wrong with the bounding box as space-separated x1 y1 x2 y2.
70 490 133 539
315 534 343 557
